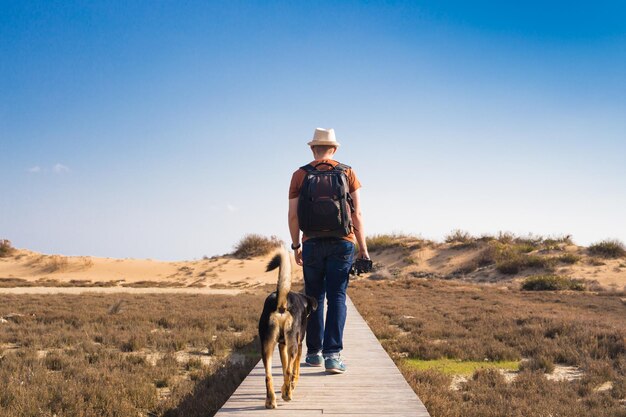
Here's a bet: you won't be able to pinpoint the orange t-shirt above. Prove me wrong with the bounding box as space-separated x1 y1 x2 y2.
289 159 362 244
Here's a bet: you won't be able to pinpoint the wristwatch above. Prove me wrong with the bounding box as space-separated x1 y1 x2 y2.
291 243 301 250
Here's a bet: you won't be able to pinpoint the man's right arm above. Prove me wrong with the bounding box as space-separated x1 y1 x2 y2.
288 197 302 265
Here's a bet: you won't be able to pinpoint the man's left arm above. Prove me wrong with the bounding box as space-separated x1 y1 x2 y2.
350 189 369 259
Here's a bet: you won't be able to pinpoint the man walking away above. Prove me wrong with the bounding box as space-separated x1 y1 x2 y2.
288 127 370 374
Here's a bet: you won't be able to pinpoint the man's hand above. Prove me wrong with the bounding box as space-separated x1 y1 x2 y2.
294 247 303 266
358 249 370 260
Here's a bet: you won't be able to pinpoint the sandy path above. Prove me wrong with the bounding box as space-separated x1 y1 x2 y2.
0 286 241 295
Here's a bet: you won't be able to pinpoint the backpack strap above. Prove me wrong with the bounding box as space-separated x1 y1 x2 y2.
301 162 352 171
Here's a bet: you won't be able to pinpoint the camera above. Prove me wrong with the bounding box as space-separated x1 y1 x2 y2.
350 257 373 275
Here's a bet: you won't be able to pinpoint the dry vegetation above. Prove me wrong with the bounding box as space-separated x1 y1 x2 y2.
450 232 574 275
589 239 626 259
366 231 626 290
231 234 282 259
350 278 626 417
521 274 585 291
0 292 266 417
0 278 120 288
0 239 16 258
366 233 431 251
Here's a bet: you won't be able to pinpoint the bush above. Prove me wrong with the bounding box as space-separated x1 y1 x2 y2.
558 253 581 264
493 243 555 275
232 234 282 259
521 275 585 291
0 239 15 257
445 230 474 244
366 234 413 251
520 357 555 373
588 239 626 258
40 255 69 272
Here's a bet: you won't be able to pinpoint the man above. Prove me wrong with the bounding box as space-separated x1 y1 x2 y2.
288 127 369 374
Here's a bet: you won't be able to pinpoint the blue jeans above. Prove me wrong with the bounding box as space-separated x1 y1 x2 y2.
302 238 355 356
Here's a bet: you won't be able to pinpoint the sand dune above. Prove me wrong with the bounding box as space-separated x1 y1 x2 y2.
1 237 624 292
0 249 303 292
370 239 626 290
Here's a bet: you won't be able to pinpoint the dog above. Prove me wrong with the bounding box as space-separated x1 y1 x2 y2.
258 247 317 409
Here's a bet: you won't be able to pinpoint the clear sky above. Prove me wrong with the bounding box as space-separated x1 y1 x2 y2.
1 1 625 260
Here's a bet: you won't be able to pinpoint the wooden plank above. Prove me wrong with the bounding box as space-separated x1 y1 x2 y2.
215 297 430 416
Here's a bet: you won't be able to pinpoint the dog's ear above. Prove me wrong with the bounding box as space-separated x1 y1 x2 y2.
305 295 318 313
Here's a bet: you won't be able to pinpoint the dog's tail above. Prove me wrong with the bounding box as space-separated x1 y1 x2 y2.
266 246 291 313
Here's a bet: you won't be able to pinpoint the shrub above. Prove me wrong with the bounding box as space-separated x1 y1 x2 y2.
445 230 474 244
40 255 69 273
366 233 416 251
494 243 555 275
588 239 626 258
520 357 555 373
495 231 516 244
558 253 581 264
0 239 15 257
120 335 146 352
232 234 282 259
521 275 585 291
587 257 606 266
351 278 626 417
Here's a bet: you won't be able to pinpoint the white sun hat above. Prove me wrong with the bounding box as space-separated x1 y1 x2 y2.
307 128 341 147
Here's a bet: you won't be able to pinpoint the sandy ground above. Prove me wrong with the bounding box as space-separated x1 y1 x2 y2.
0 248 303 293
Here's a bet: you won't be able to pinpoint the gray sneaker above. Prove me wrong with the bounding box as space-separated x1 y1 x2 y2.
324 355 346 374
305 353 323 367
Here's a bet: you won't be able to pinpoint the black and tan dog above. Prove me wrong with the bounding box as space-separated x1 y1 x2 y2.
259 247 317 409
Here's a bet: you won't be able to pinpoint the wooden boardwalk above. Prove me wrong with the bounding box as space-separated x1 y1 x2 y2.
215 297 430 417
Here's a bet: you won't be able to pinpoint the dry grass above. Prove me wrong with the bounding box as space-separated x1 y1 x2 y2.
0 278 121 288
588 239 626 259
367 233 431 252
0 292 265 417
231 234 282 259
39 255 70 273
444 230 477 249
121 280 186 288
350 278 626 417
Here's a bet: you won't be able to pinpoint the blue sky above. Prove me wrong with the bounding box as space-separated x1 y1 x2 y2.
1 1 625 260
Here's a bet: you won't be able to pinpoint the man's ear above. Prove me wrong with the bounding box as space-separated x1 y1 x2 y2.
306 295 318 312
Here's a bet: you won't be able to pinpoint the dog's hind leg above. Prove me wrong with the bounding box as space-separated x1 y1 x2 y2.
281 343 298 401
279 342 288 375
262 338 277 409
293 342 303 389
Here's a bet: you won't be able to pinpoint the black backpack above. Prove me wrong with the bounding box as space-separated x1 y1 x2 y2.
297 162 354 238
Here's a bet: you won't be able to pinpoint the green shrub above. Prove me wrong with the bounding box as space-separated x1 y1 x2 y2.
588 239 626 258
0 239 15 257
232 234 282 259
496 258 524 274
521 275 585 291
494 243 555 275
558 253 581 264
